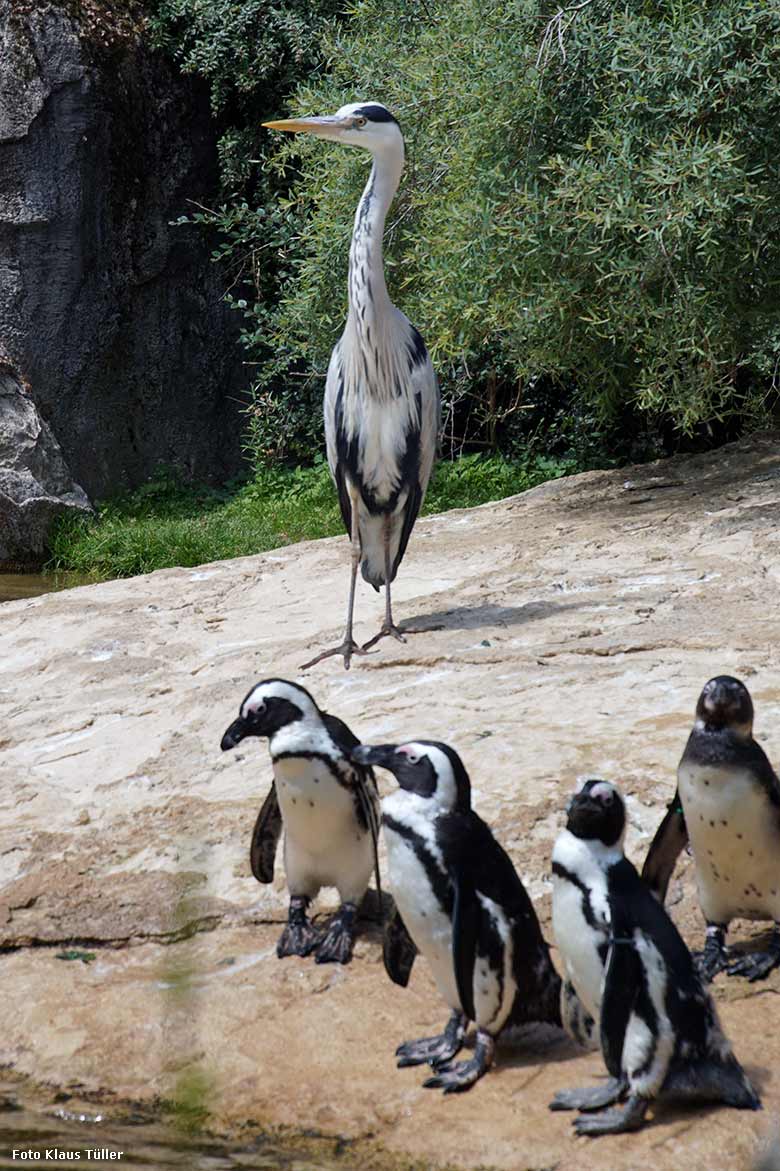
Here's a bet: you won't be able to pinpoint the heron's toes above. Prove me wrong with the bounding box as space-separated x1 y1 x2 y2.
300 639 368 671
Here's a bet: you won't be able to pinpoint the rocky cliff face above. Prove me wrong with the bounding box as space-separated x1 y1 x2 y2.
0 1 248 512
0 351 91 565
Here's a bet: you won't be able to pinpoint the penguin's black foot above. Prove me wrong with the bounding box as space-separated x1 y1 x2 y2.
277 922 320 957
573 1094 649 1136
549 1078 625 1113
422 1031 494 1094
727 946 780 982
395 1011 466 1068
300 638 367 672
694 927 728 982
277 897 320 958
315 902 357 964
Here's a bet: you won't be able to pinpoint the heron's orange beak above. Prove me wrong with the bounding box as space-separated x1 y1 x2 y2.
262 115 349 138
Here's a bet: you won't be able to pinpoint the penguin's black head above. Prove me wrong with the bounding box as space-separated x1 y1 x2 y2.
565 779 625 847
220 678 317 750
695 675 754 737
350 740 471 813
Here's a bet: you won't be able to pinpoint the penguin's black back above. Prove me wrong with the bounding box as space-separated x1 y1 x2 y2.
606 857 713 1053
439 810 561 1027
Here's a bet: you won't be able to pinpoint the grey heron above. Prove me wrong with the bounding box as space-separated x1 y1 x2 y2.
263 102 440 669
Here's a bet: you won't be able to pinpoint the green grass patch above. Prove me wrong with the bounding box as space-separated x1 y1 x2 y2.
46 454 577 582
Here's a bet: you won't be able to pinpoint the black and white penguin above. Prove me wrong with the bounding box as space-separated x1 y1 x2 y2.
643 675 780 982
350 739 561 1092
221 679 380 963
551 779 760 1136
551 779 622 1049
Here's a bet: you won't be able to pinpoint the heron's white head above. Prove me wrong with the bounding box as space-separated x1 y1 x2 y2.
263 101 403 157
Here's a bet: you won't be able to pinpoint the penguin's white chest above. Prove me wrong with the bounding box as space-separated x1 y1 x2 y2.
272 755 372 902
273 756 358 852
679 761 780 922
383 822 460 1010
551 832 612 1022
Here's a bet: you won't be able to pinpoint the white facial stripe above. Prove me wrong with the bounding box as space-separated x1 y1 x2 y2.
241 680 314 719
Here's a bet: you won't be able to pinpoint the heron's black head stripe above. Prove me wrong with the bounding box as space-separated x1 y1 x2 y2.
357 104 400 126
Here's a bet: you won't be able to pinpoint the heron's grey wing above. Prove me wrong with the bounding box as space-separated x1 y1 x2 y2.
249 782 282 884
383 901 418 986
391 348 439 578
415 353 440 496
324 342 353 535
641 790 688 903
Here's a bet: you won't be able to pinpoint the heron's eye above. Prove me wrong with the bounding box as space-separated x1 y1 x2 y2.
354 116 367 128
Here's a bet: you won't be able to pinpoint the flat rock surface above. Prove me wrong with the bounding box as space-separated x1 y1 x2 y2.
2 433 780 1169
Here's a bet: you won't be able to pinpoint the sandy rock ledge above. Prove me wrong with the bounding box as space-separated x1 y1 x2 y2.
2 434 780 1169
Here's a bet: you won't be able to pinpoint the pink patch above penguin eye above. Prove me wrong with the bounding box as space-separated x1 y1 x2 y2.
590 782 614 803
397 745 419 764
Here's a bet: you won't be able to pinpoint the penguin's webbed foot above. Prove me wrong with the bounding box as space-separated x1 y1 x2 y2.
277 896 320 958
395 1010 466 1068
422 1031 494 1094
315 902 357 964
572 1094 649 1136
549 1078 625 1113
693 926 728 982
727 946 780 983
277 921 320 957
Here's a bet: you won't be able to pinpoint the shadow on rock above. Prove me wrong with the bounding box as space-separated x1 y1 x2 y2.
402 599 589 633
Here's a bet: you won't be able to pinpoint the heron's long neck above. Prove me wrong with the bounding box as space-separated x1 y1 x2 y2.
347 145 404 332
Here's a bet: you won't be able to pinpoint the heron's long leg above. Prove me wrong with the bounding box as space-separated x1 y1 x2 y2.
300 485 367 671
362 516 443 652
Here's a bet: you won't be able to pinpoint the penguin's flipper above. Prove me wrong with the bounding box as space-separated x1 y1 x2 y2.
249 782 282 884
641 790 688 903
383 902 418 987
324 713 384 909
445 822 481 1022
600 928 644 1081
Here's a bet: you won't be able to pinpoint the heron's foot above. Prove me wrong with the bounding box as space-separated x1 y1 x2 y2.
572 1095 649 1136
422 1031 494 1094
361 621 444 652
315 902 357 965
277 897 320 958
395 1011 466 1069
300 638 368 672
727 945 780 982
694 928 728 982
549 1079 625 1113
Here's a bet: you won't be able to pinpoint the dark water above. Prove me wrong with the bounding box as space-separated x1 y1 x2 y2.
0 573 90 604
0 1100 352 1171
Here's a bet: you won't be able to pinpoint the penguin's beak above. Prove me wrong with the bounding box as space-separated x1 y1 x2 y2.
350 744 398 771
221 717 248 751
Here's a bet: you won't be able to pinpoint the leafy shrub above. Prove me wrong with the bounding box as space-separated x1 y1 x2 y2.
237 0 780 461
